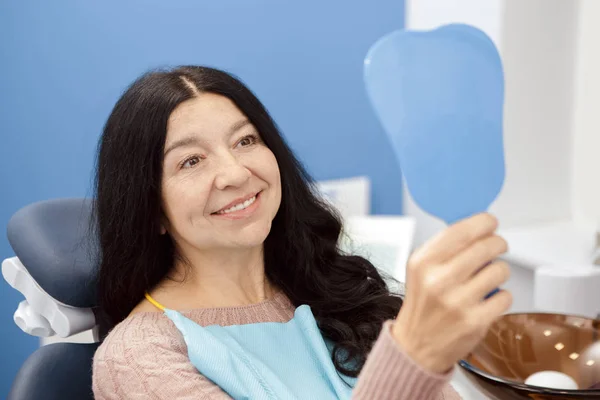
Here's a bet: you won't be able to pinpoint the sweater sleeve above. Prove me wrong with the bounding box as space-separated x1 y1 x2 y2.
92 328 232 400
352 321 462 400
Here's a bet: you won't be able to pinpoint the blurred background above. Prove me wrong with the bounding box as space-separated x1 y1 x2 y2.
1 0 600 398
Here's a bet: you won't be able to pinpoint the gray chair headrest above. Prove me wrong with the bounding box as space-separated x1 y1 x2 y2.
7 198 99 308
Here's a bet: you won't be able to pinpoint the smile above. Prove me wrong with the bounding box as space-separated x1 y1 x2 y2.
215 195 257 214
213 191 262 216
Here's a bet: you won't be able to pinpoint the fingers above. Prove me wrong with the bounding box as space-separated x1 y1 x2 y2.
449 235 509 282
460 260 511 303
473 289 513 326
410 213 499 266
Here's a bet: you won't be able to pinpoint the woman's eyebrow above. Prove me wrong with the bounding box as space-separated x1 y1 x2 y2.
164 136 201 157
229 119 250 135
163 119 251 157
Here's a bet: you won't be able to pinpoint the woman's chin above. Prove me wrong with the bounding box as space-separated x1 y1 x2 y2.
225 221 272 248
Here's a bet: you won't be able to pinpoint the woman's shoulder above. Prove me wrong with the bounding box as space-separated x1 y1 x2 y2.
94 311 183 363
92 311 232 399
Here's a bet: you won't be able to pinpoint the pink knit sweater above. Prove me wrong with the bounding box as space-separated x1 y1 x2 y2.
92 291 461 399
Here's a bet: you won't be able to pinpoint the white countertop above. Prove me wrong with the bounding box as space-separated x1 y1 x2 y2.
499 219 598 269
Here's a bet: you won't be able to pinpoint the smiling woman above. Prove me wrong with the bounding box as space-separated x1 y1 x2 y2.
159 92 281 257
90 66 463 400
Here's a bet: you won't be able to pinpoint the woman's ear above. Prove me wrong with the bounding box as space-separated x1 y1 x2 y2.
160 224 167 235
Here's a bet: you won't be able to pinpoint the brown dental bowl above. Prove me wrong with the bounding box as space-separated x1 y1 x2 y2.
458 313 600 399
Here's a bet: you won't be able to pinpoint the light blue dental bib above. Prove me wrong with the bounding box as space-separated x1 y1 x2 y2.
164 305 357 400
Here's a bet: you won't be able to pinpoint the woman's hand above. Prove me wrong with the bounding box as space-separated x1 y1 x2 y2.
392 213 512 374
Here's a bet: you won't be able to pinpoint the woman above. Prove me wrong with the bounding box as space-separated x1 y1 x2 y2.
92 66 512 399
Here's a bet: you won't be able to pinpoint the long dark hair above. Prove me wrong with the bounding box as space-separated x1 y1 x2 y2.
94 65 403 377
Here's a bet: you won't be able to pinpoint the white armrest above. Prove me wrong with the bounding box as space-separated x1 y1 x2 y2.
2 257 97 338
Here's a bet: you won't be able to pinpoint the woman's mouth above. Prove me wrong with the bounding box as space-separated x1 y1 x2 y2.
215 194 257 215
212 191 262 219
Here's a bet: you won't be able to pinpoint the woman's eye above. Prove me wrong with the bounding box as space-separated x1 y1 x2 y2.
238 134 259 148
181 156 201 169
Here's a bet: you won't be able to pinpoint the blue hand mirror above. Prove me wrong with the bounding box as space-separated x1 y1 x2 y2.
364 24 505 225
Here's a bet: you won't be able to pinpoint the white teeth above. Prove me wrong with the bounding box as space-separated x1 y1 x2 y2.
218 195 257 214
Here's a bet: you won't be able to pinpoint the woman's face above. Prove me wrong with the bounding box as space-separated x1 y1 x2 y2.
161 93 282 254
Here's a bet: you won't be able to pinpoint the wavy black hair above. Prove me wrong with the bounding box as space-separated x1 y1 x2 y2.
93 65 403 377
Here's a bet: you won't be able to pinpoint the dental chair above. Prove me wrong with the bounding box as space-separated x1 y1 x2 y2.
2 198 100 400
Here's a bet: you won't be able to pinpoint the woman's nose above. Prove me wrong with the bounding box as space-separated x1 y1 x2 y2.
213 153 251 190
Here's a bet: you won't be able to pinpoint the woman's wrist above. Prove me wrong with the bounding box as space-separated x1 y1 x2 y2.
390 319 450 375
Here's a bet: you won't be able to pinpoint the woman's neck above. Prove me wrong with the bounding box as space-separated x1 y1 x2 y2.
151 245 276 310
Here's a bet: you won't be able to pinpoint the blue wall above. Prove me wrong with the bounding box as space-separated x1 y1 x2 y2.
0 0 404 395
